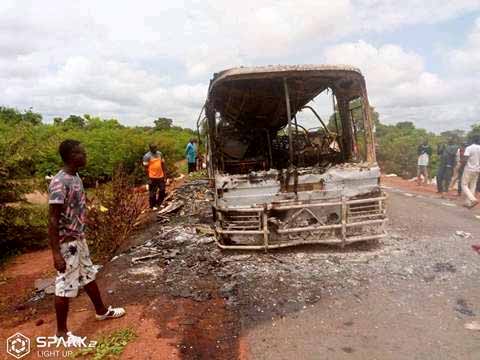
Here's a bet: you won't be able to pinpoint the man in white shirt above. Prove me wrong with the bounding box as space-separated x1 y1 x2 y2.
461 135 480 208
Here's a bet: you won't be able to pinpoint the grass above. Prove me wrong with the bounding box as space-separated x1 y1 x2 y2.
187 169 208 181
70 328 137 360
176 160 188 175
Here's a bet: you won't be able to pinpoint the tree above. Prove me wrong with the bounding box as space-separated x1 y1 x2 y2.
154 117 173 131
22 108 42 125
467 123 480 143
0 106 42 125
53 117 63 126
63 115 85 128
439 129 465 144
395 121 415 131
0 121 47 261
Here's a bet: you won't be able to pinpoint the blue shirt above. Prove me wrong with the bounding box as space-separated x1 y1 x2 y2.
185 142 197 163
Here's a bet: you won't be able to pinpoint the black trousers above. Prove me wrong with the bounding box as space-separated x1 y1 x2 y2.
437 165 453 193
458 165 465 194
188 162 196 173
149 178 165 208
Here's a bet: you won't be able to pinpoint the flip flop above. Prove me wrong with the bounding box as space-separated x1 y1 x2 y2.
96 306 126 321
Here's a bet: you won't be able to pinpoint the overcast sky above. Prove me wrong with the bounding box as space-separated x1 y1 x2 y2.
1 1 480 132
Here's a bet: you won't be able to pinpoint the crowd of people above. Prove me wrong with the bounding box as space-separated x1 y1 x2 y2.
416 135 480 208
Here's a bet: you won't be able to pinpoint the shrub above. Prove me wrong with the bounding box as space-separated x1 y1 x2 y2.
0 204 48 263
85 167 146 262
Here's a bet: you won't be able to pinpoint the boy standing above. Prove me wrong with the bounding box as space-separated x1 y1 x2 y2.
48 139 125 343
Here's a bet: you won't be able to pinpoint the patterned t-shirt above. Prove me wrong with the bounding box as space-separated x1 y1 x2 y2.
48 170 87 243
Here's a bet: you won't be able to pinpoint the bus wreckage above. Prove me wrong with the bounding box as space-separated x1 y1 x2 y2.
200 65 387 250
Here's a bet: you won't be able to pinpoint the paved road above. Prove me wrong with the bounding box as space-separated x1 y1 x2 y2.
244 189 480 360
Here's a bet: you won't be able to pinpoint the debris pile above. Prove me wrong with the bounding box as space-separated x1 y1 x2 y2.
157 180 211 225
121 180 393 320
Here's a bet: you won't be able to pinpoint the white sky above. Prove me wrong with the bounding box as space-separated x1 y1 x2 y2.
1 1 480 132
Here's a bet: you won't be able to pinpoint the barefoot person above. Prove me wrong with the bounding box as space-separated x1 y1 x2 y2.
48 139 125 343
461 135 480 208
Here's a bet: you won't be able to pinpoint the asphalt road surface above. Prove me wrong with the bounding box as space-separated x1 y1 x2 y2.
244 188 480 360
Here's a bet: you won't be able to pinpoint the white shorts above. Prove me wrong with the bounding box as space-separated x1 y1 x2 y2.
55 238 97 298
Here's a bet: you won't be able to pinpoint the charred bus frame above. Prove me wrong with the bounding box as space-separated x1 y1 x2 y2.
200 65 387 250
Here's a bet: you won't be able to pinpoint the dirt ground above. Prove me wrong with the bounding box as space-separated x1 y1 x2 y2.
1 175 480 359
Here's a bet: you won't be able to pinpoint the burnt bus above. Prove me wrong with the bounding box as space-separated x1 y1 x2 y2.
199 65 387 250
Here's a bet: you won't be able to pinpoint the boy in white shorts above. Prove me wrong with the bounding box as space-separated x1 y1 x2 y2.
48 139 125 344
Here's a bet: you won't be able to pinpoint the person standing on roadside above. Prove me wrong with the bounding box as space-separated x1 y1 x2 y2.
417 139 432 185
185 138 197 174
450 143 467 195
461 135 480 208
437 138 458 198
143 143 167 210
48 140 125 344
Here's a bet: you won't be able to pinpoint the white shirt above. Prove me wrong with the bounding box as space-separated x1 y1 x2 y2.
418 153 429 166
464 144 480 172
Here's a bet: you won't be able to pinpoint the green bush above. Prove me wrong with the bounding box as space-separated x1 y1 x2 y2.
0 107 197 261
0 204 48 262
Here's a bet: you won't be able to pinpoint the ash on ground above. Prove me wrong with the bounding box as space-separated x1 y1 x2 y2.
114 180 471 325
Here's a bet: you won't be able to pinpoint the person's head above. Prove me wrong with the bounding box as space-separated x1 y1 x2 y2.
149 143 158 153
190 138 196 144
472 135 480 145
59 139 86 168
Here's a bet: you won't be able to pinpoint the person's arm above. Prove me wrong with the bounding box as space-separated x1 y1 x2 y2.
48 179 67 272
142 153 150 177
162 158 167 178
462 147 471 167
49 204 66 272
